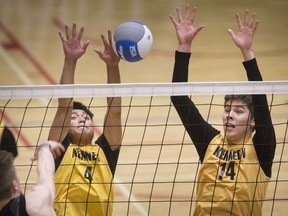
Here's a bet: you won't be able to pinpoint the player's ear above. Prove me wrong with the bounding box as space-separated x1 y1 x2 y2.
250 117 255 131
12 179 19 192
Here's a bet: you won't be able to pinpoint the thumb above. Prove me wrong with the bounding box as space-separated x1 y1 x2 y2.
227 29 236 40
94 48 104 59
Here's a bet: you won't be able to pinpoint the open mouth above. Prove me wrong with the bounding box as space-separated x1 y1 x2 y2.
226 123 235 128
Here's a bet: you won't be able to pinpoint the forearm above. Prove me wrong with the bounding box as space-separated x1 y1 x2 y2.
26 143 57 216
106 63 120 83
172 51 191 83
60 57 77 84
58 58 76 107
243 58 276 176
103 63 122 150
106 63 121 110
36 144 55 184
242 58 262 81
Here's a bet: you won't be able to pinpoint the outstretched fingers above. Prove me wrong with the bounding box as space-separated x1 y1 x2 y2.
244 9 249 26
252 19 259 33
77 26 84 40
63 24 70 41
188 5 197 23
82 40 90 52
169 14 178 27
101 33 109 48
249 12 259 33
176 6 183 22
72 23 77 38
237 9 259 33
108 29 113 46
58 31 65 43
93 32 108 58
236 12 243 28
169 4 197 27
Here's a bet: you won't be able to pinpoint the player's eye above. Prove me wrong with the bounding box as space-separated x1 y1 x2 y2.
224 107 231 113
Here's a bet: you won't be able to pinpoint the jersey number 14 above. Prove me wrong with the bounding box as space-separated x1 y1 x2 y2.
219 162 236 180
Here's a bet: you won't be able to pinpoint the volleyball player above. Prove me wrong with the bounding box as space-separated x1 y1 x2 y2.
49 23 122 216
0 121 17 158
170 4 276 215
0 141 64 216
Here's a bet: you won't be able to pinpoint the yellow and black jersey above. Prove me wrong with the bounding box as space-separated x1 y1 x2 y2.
195 134 269 215
54 134 119 216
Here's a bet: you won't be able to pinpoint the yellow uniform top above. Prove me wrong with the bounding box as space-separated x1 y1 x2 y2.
194 134 269 216
54 144 114 216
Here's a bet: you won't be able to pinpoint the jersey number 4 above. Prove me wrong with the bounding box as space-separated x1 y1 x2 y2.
219 162 235 180
84 166 93 183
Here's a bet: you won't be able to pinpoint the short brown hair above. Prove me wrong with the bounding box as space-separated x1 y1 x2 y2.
224 95 254 120
73 101 94 120
0 150 16 199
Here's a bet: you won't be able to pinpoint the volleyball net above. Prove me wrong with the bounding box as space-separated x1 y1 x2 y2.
0 81 287 216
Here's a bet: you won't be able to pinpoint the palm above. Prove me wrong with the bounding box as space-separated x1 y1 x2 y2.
59 24 89 61
229 10 259 51
176 20 197 44
95 30 120 65
169 5 205 48
101 45 119 65
233 26 253 50
63 38 86 59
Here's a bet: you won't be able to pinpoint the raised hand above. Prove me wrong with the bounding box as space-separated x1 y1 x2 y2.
228 9 259 53
32 141 65 161
94 29 120 66
59 23 90 60
169 4 205 52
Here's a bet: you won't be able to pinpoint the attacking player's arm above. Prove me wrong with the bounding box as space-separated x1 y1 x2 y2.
48 23 90 143
25 141 65 216
94 30 122 151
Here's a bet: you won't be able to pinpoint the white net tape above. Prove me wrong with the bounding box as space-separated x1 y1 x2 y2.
0 81 287 99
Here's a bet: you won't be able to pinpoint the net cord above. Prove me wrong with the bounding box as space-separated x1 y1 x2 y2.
0 81 287 99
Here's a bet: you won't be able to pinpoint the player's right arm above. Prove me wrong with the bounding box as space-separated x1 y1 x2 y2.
169 5 218 161
48 23 89 142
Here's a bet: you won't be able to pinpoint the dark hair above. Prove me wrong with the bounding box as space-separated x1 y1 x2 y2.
224 95 254 120
0 150 16 199
73 101 94 120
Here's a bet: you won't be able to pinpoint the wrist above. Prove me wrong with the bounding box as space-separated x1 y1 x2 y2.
64 57 78 64
241 48 255 61
106 59 120 67
38 143 52 152
177 44 192 53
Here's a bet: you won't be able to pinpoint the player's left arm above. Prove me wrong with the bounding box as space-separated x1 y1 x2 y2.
243 59 276 177
229 9 276 176
25 141 65 216
94 30 122 151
